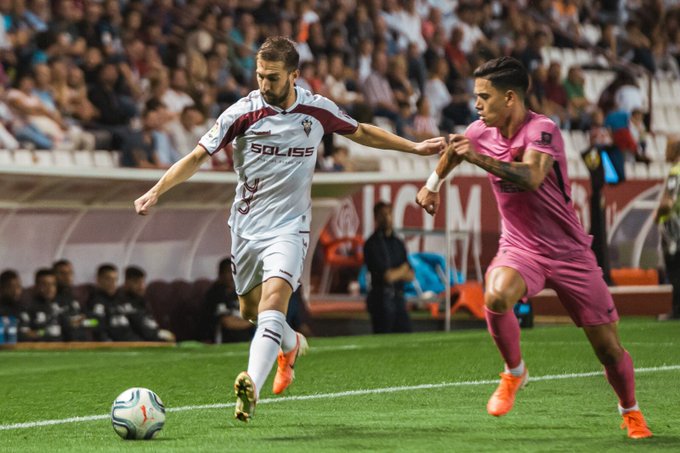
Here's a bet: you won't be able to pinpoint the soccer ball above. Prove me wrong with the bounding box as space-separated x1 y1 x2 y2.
110 387 166 440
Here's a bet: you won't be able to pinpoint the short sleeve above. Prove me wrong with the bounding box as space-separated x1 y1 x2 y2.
198 108 241 156
525 117 561 158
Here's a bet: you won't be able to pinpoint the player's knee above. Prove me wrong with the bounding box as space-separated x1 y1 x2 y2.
240 306 257 323
260 291 288 312
484 291 513 313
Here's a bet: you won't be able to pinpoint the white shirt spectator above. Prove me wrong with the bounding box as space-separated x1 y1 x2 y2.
424 78 451 124
162 89 195 115
614 85 644 114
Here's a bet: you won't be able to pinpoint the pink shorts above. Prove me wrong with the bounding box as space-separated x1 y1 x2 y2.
487 246 619 327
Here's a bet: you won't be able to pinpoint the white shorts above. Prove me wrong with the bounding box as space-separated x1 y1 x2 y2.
230 231 310 295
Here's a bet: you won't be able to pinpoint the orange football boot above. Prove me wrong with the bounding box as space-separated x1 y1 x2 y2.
272 333 309 395
621 410 653 439
486 369 529 417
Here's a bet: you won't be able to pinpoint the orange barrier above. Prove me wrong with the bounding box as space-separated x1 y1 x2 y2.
610 268 659 286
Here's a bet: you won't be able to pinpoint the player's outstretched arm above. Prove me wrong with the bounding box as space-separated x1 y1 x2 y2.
416 137 464 216
450 135 553 191
134 145 211 215
346 123 446 155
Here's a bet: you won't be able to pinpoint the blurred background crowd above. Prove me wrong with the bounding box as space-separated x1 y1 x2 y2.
0 0 677 169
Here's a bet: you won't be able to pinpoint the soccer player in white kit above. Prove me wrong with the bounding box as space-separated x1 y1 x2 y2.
134 37 445 422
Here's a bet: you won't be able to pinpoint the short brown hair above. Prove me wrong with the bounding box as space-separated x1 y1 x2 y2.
256 36 299 72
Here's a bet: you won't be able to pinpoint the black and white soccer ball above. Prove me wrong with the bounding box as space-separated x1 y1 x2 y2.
110 387 166 440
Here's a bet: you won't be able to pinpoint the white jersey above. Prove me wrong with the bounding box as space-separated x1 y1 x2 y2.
199 86 358 239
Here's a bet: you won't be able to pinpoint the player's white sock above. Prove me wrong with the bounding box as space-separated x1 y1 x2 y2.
505 360 525 377
247 310 286 398
280 318 298 353
619 403 640 415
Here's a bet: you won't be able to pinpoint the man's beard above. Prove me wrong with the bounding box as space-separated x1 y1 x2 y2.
263 81 291 107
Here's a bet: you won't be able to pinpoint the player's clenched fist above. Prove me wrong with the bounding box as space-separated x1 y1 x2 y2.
449 134 476 159
134 191 158 215
416 186 440 216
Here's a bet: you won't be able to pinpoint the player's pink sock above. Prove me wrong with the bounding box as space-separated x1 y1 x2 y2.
604 350 637 409
484 306 522 369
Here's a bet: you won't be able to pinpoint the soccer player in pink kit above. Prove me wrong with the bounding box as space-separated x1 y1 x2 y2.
416 57 652 439
135 37 445 422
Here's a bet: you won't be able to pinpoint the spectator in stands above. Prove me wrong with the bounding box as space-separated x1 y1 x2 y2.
621 19 656 74
33 62 95 150
27 268 64 342
119 266 175 342
629 108 649 161
517 29 548 72
589 108 615 153
598 69 643 116
604 107 649 164
87 61 138 155
528 64 570 129
229 12 259 81
0 269 33 342
199 257 254 343
7 73 64 149
455 2 495 56
0 84 20 150
356 38 374 84
563 65 594 131
656 140 680 321
320 145 354 172
387 54 416 115
167 105 207 161
406 96 440 141
52 259 89 341
363 51 406 136
364 201 415 334
424 55 453 130
121 103 166 168
544 61 570 129
445 27 472 80
325 53 364 115
207 41 244 107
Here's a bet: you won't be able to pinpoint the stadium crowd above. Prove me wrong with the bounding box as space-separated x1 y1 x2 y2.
0 0 676 168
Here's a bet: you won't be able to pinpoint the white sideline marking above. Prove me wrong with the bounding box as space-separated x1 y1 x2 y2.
1 364 679 432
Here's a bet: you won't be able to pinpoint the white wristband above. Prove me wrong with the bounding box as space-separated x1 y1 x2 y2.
425 172 444 192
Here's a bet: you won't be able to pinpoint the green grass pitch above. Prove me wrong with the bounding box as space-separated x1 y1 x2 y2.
1 318 679 452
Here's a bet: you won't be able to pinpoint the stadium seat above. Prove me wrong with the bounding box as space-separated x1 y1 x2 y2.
169 280 194 340
53 150 75 167
449 281 485 320
73 150 95 166
146 281 175 330
33 151 53 167
610 268 659 286
13 149 34 166
648 161 665 179
0 149 12 165
317 228 364 294
570 130 589 154
92 150 116 168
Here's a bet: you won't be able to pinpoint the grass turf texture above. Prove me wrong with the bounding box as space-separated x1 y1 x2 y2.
1 318 679 452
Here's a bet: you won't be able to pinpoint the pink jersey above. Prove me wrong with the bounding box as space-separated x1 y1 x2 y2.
465 111 591 258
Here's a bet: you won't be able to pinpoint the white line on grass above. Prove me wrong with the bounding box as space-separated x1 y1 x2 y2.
1 364 678 432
